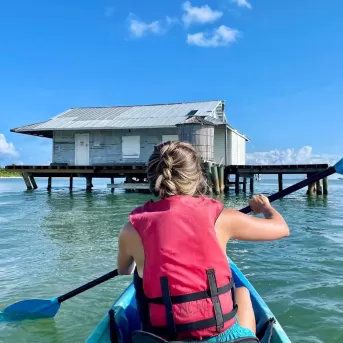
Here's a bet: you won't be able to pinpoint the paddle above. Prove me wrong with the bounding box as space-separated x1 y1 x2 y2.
2 158 342 321
239 157 343 214
0 269 118 320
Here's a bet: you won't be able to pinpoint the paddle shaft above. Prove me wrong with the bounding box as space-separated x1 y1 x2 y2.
239 166 336 214
57 269 118 303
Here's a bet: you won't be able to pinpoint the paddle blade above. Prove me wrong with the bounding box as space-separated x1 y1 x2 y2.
334 158 343 175
0 298 60 321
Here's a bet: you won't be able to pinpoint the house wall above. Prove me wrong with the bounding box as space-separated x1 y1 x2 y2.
53 126 247 166
213 127 247 165
213 126 226 164
53 128 177 165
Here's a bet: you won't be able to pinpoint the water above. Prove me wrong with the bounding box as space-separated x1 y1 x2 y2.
0 177 343 343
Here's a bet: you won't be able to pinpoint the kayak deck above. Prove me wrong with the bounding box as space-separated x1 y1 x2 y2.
85 258 291 343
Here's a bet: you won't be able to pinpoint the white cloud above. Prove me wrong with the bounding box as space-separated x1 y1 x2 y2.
0 134 19 158
128 14 178 38
231 0 252 9
187 25 240 47
182 1 223 26
247 146 339 166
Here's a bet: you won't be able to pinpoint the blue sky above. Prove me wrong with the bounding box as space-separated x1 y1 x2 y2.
0 0 342 167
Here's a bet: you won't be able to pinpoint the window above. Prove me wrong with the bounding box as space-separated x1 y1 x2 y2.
122 136 140 158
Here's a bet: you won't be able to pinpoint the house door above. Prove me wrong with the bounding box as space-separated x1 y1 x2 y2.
75 133 90 165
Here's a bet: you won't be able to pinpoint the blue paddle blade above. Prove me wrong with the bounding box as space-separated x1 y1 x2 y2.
0 298 60 321
334 158 343 175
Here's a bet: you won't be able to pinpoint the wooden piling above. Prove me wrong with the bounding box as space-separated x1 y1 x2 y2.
47 177 52 190
250 177 254 193
243 177 247 193
29 175 38 189
316 179 323 195
69 176 73 190
278 173 283 192
323 177 328 195
306 173 316 195
86 177 93 191
110 177 114 193
22 173 33 190
224 170 229 193
219 166 225 193
205 162 213 194
235 174 240 194
211 165 220 195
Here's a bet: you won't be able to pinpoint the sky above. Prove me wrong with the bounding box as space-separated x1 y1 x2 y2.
0 0 342 168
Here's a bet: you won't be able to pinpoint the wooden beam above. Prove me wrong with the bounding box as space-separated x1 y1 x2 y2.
107 183 149 190
211 165 220 195
86 177 92 191
205 162 213 194
29 175 38 189
323 177 328 195
316 180 323 195
22 173 33 190
306 173 316 195
110 177 114 193
235 174 240 194
219 166 225 193
47 177 52 190
250 177 254 193
278 173 283 192
243 177 247 193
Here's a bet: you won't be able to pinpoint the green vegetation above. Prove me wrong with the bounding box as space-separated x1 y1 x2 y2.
0 167 21 177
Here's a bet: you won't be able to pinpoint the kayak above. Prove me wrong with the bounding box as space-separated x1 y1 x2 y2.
85 258 291 343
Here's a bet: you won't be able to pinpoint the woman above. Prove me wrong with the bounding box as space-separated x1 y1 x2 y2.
117 141 289 342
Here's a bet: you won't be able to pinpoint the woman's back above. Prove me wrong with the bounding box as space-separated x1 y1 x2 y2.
116 140 290 342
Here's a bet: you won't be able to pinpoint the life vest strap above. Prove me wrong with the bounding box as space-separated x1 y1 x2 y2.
149 306 238 336
150 269 238 337
145 279 235 305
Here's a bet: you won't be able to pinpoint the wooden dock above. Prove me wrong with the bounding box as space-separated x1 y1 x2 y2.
5 162 330 196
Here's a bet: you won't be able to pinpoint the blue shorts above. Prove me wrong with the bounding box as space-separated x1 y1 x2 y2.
201 316 256 342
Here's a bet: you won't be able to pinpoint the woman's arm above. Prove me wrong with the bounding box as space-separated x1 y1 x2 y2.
117 222 136 275
217 195 290 241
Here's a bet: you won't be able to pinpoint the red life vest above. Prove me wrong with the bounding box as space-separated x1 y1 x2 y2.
129 195 237 341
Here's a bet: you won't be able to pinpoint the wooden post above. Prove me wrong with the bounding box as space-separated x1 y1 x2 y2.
29 175 38 189
69 176 73 190
224 170 229 193
316 179 323 195
250 176 254 193
211 165 220 195
243 177 247 193
110 177 114 194
235 174 240 194
47 177 52 190
323 177 328 195
306 173 316 195
278 173 283 192
205 162 213 194
22 173 33 190
86 177 92 191
219 166 225 193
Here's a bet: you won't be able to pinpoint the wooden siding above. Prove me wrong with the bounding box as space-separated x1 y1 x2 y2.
213 126 226 164
53 128 177 165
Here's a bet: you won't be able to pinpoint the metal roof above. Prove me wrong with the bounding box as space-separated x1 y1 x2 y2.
11 101 223 131
10 100 249 141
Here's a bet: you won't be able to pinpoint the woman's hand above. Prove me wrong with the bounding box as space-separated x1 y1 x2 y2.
248 194 272 214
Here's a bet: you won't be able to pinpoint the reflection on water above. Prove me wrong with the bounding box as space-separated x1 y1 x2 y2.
1 178 343 342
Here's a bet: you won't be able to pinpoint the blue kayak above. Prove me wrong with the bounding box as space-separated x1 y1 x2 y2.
85 258 291 343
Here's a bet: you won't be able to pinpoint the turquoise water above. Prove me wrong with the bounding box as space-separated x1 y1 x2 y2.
0 177 343 343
